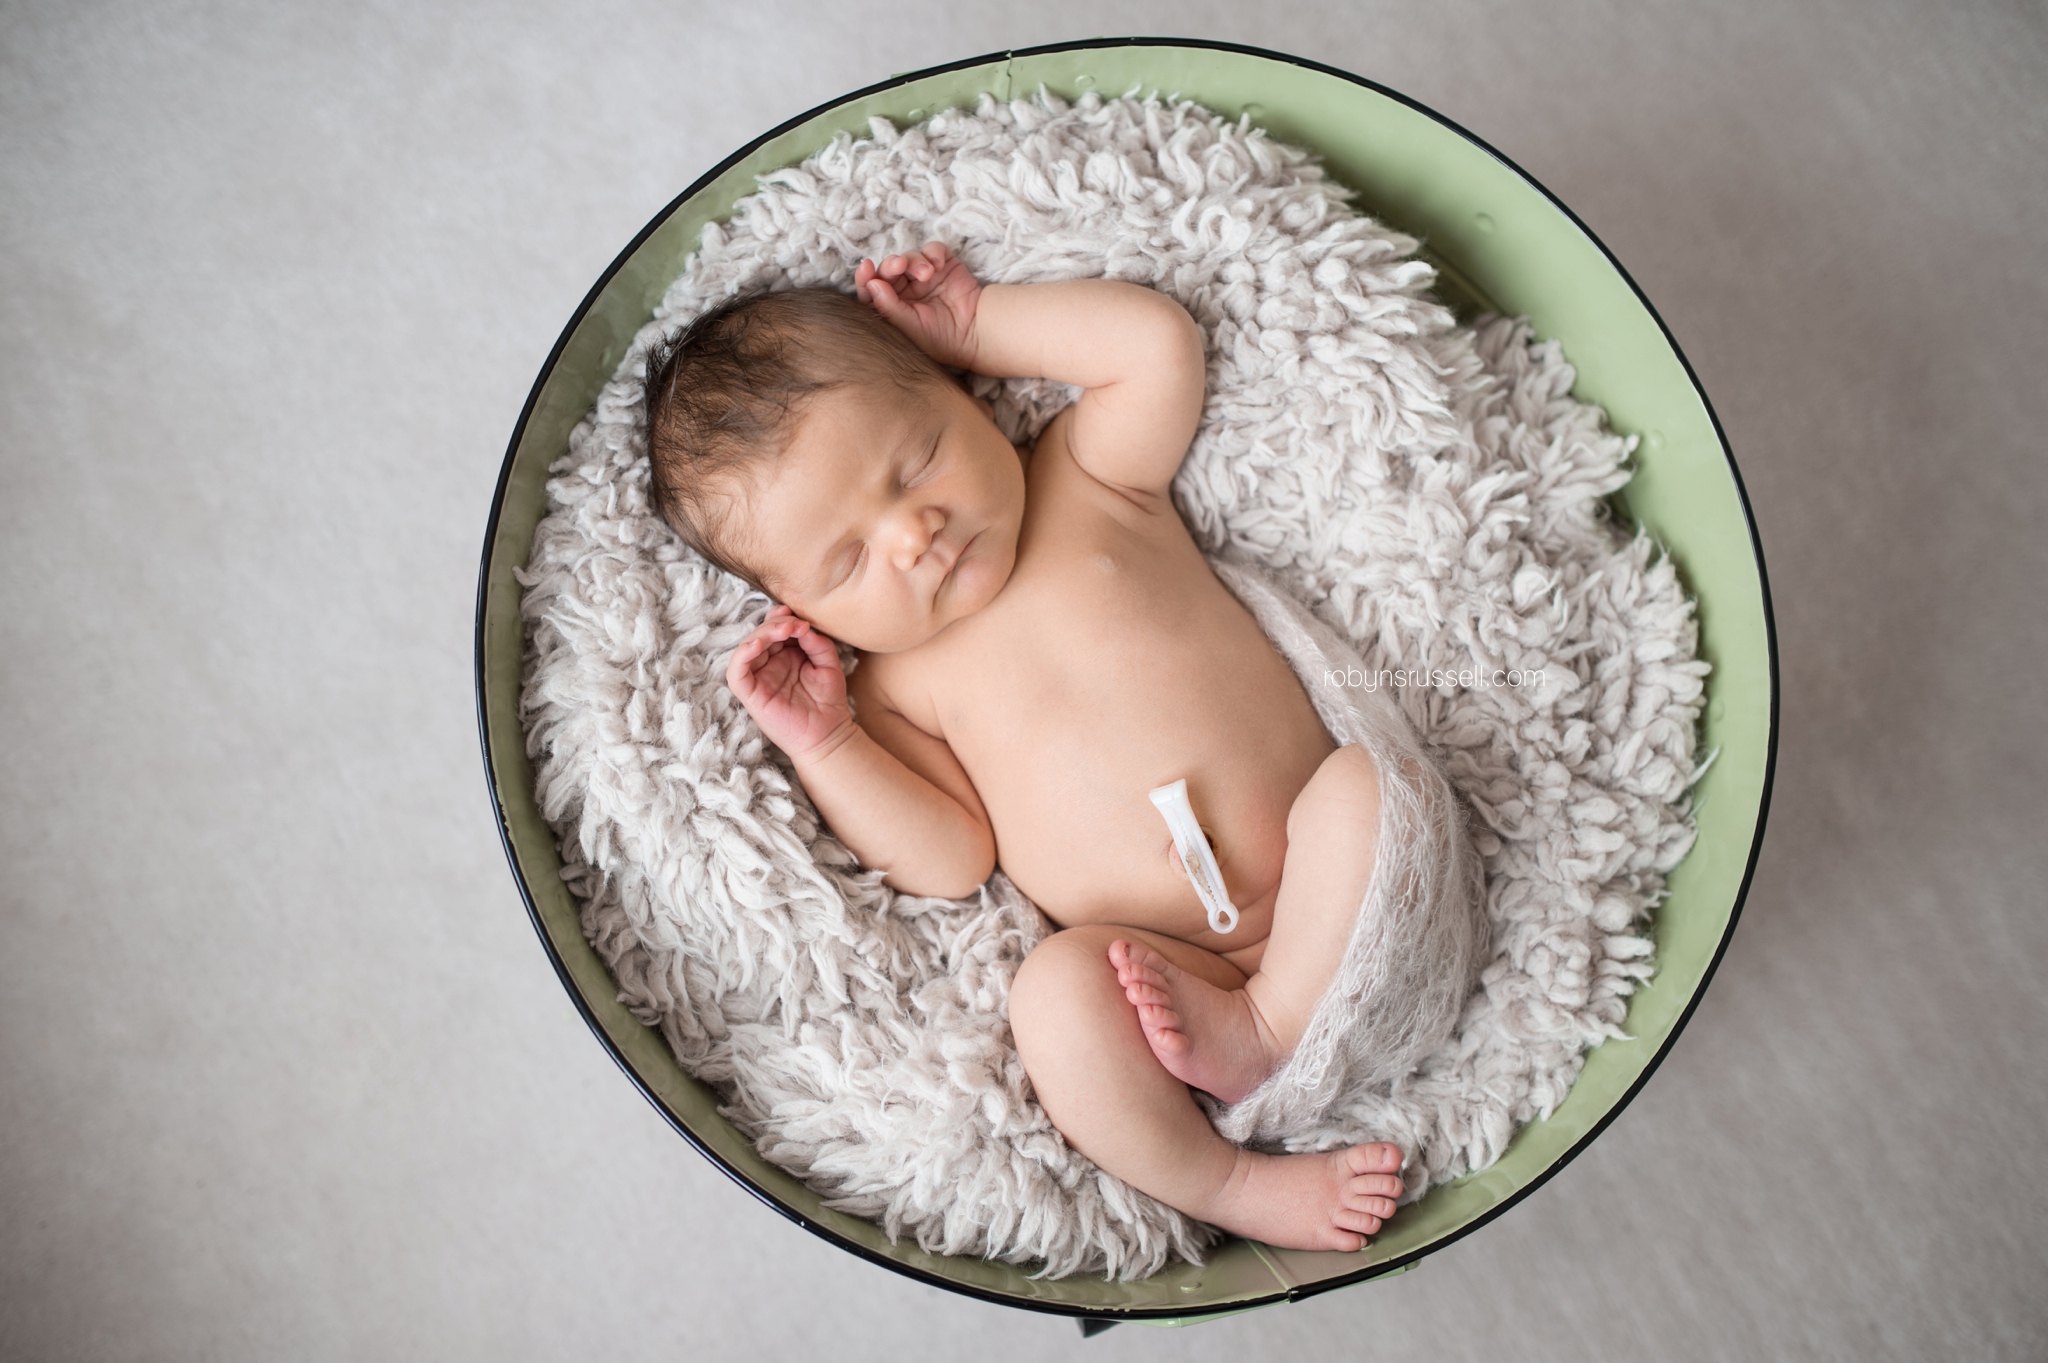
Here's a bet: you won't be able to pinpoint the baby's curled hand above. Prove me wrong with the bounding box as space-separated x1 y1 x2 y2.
726 606 855 762
856 242 982 371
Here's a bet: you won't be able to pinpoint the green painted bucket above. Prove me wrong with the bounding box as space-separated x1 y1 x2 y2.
475 38 1777 1328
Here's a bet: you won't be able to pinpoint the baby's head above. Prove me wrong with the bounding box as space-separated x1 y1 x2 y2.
645 288 1025 653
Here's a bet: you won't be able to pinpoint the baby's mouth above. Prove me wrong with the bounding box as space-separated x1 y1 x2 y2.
940 530 980 585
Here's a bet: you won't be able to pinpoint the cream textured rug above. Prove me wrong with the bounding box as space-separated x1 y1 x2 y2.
518 92 1707 1279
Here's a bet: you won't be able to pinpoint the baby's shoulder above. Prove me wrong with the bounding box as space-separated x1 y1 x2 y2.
1027 411 1177 533
851 644 942 732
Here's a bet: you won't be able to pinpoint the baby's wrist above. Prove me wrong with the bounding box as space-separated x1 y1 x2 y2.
788 715 862 769
956 284 998 372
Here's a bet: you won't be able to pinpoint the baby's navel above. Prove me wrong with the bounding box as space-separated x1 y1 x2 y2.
1163 826 1221 864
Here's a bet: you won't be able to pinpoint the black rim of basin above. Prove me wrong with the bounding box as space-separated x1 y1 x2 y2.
473 35 1780 1322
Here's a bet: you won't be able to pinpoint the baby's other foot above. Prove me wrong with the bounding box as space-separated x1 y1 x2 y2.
1108 939 1280 1104
1203 1142 1408 1253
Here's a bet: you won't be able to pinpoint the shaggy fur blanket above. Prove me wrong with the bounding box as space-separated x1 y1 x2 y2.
519 91 1707 1279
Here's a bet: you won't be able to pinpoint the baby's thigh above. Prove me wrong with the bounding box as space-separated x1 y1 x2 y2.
1253 746 1384 998
1284 743 1383 851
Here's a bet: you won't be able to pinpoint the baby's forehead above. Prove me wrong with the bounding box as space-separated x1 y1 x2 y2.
786 377 935 469
698 466 796 588
718 383 922 582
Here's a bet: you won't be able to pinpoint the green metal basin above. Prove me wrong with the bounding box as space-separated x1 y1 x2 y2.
475 37 1776 1327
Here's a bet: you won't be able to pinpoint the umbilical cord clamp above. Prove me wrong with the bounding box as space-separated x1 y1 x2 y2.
1149 779 1240 935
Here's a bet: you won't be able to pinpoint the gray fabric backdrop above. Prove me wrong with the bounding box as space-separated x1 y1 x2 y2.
3 2 2042 1359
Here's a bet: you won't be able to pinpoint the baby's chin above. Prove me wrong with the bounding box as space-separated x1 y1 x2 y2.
829 553 1014 654
843 600 987 656
947 539 1012 615
805 599 953 655
938 529 1021 629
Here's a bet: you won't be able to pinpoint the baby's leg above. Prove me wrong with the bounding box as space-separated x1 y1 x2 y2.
1011 922 1404 1251
1113 745 1382 1102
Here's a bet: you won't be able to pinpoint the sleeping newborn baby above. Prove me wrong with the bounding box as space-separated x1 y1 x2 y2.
643 243 1480 1252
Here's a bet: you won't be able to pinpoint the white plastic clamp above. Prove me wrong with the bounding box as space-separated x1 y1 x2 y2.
1148 778 1240 935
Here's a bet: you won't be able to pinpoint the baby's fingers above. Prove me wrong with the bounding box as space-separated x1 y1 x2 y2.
728 616 796 674
748 614 804 648
726 638 765 694
854 260 890 307
727 632 773 685
863 274 906 316
789 620 843 672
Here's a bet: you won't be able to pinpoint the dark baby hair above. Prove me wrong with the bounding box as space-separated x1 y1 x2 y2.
642 287 950 587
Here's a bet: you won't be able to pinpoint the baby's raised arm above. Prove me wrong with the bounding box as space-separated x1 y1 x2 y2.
726 606 995 899
860 245 1206 501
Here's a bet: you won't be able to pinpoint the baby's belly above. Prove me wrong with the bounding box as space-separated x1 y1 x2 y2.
941 582 1334 951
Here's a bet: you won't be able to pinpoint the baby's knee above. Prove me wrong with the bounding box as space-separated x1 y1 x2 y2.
1010 928 1123 1044
1287 744 1382 844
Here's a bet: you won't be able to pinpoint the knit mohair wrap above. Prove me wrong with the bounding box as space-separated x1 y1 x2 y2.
519 91 1707 1280
1204 561 1489 1146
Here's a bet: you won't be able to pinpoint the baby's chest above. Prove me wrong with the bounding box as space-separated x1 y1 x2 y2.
924 541 1330 865
945 536 1263 731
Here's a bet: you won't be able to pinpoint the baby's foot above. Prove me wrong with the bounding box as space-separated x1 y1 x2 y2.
1202 1142 1408 1252
1108 939 1281 1103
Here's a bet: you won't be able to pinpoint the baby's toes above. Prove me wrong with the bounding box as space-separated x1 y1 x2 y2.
1343 1189 1400 1220
1332 1208 1382 1238
1344 1142 1404 1175
1122 940 1169 975
1137 1000 1184 1033
1122 978 1171 1006
1351 1172 1406 1200
1119 969 1171 1003
1122 977 1170 1008
1139 1006 1189 1052
1109 940 1162 979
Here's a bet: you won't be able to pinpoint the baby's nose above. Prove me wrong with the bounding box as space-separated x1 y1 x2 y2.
888 506 946 571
